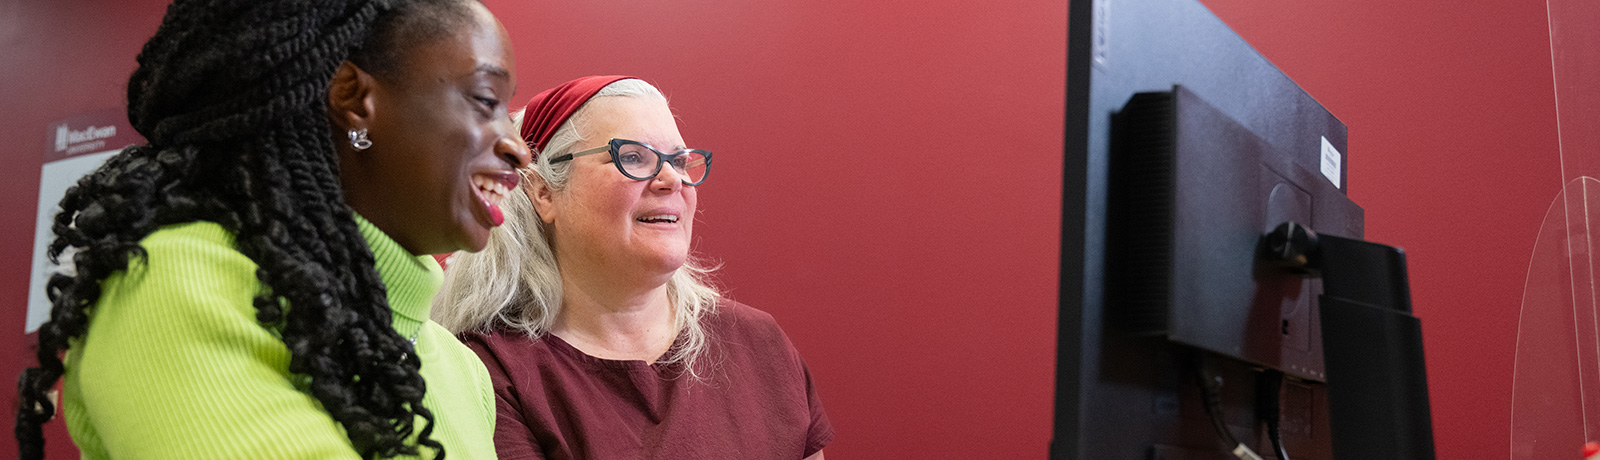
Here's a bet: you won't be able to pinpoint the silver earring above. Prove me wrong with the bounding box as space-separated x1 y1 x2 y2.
348 128 372 150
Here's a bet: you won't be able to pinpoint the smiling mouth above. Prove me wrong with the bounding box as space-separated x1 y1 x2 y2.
637 214 679 224
472 173 517 226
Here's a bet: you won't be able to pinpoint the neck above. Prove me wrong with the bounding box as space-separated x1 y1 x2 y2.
550 263 677 363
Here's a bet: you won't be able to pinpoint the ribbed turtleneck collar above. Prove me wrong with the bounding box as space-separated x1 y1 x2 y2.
353 215 444 339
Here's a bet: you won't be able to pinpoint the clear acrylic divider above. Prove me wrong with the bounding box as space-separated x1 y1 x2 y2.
1510 0 1600 457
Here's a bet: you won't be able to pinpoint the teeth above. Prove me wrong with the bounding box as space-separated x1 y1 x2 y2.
637 214 679 223
473 176 509 203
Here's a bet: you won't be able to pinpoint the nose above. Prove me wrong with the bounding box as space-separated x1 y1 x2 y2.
651 160 685 191
495 131 533 168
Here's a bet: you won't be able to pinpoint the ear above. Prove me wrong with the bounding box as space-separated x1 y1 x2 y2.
525 174 559 225
327 61 376 131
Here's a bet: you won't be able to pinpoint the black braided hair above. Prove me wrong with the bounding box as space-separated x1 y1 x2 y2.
15 0 480 458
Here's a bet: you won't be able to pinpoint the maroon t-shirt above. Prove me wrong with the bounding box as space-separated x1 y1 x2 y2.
461 301 833 460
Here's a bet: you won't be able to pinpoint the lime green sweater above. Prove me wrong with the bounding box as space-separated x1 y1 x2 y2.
62 219 495 459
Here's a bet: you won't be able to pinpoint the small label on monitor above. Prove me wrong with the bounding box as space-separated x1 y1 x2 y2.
1320 136 1342 189
1092 0 1108 69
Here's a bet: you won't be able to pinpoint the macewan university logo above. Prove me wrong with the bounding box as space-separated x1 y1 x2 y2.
42 110 140 164
54 123 118 155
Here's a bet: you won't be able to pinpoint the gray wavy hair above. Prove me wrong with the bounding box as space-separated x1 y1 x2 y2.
432 78 722 374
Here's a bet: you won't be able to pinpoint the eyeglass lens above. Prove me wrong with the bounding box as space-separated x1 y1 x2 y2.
616 143 708 184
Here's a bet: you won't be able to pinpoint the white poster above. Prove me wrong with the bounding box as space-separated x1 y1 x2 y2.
26 112 139 333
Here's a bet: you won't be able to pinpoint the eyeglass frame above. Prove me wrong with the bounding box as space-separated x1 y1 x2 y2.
547 138 713 186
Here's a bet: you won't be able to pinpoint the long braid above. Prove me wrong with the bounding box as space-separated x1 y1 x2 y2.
15 0 475 458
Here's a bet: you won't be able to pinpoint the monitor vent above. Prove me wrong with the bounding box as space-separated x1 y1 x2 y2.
1106 90 1178 335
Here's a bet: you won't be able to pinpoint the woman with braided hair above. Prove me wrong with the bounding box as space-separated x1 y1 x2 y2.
14 0 528 458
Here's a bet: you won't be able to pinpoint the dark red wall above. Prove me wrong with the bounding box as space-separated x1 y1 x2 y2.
477 1 1065 457
1199 1 1560 459
477 1 1067 457
1 1 169 457
0 0 1565 459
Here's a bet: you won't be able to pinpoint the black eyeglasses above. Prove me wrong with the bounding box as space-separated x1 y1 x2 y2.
548 138 712 186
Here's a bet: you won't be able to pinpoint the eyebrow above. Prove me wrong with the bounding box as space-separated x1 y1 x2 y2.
476 63 515 95
640 139 686 152
476 63 511 79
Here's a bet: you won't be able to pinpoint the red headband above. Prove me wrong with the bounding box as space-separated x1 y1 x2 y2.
519 75 636 158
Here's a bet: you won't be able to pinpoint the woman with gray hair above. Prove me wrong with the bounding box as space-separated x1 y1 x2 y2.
433 75 832 460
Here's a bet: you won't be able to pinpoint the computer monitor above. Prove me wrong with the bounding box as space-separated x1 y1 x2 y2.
1051 0 1434 458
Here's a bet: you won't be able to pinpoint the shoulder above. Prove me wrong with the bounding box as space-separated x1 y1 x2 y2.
421 322 496 392
459 327 536 353
710 300 784 334
420 322 490 376
710 300 788 339
706 300 804 364
123 221 255 287
98 221 259 322
417 322 499 431
140 220 236 248
80 221 271 384
85 220 270 355
66 223 366 459
455 328 577 413
137 221 246 264
458 328 554 375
